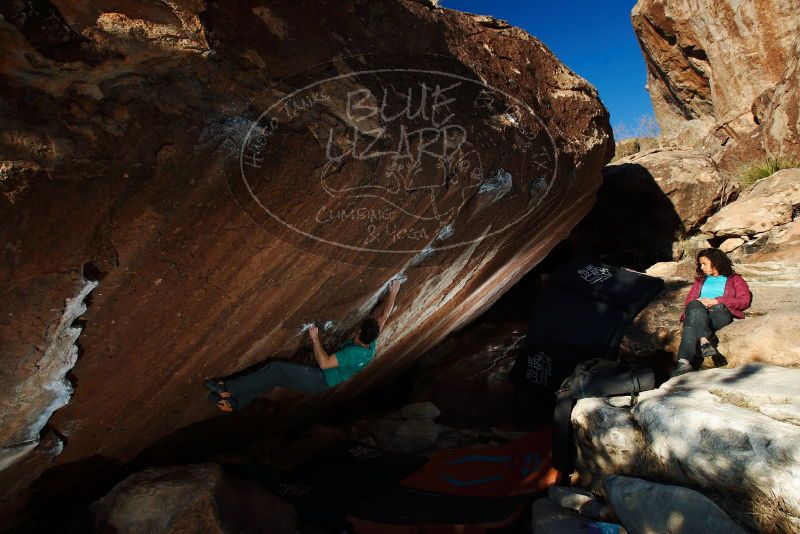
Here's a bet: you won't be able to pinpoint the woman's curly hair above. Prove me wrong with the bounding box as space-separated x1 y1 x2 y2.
695 247 735 277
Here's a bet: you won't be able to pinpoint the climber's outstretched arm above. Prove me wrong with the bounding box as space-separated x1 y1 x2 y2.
375 279 401 331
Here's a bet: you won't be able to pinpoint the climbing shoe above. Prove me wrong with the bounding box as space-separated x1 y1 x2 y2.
208 391 238 413
204 379 228 395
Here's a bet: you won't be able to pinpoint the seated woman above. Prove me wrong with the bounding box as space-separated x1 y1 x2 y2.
672 247 752 376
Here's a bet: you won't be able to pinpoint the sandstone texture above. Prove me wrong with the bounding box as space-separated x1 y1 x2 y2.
762 34 800 158
702 169 800 237
573 365 800 532
631 0 800 162
603 475 746 534
91 464 296 534
702 169 800 261
0 0 614 525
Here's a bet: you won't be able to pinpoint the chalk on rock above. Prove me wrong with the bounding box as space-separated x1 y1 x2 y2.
391 273 407 284
296 323 315 336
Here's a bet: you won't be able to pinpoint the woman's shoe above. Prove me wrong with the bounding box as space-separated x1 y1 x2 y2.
700 342 720 359
711 351 728 368
670 359 695 377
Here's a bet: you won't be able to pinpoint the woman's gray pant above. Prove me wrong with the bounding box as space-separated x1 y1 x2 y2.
224 360 329 409
677 300 733 362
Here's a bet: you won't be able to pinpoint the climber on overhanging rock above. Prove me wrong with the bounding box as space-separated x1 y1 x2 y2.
205 279 402 413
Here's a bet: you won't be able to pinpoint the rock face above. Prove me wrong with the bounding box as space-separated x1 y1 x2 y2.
91 464 296 534
0 0 613 522
762 35 800 158
703 169 800 236
573 365 800 532
701 169 800 261
571 147 726 269
631 0 800 159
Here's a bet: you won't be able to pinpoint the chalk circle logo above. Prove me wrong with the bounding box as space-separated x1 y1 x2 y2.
234 53 559 267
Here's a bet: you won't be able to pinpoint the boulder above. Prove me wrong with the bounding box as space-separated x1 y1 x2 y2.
612 137 661 161
572 397 653 484
671 235 713 263
719 237 745 253
91 464 296 534
745 220 800 262
610 149 726 231
398 401 441 421
373 412 452 454
531 498 594 534
701 169 800 238
573 365 800 532
0 0 613 521
603 475 747 534
697 169 800 263
571 148 725 269
547 485 614 520
646 260 696 280
716 309 800 368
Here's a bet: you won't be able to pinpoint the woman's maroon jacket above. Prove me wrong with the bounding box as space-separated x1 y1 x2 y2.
679 273 752 322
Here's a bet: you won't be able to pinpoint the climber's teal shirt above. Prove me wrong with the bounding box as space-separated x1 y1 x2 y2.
699 275 728 299
323 338 377 387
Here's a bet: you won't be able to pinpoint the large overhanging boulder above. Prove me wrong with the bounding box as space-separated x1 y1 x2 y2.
0 0 612 524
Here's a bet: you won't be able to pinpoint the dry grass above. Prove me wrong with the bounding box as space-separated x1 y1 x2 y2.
709 388 760 412
748 484 800 534
712 478 800 533
737 155 800 188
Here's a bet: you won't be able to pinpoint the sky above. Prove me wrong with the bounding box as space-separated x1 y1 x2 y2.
439 0 657 139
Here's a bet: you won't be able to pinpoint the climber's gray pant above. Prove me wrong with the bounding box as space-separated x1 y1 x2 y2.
677 300 733 361
225 360 329 409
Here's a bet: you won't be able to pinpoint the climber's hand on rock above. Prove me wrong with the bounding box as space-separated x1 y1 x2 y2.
308 325 319 339
388 279 401 295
